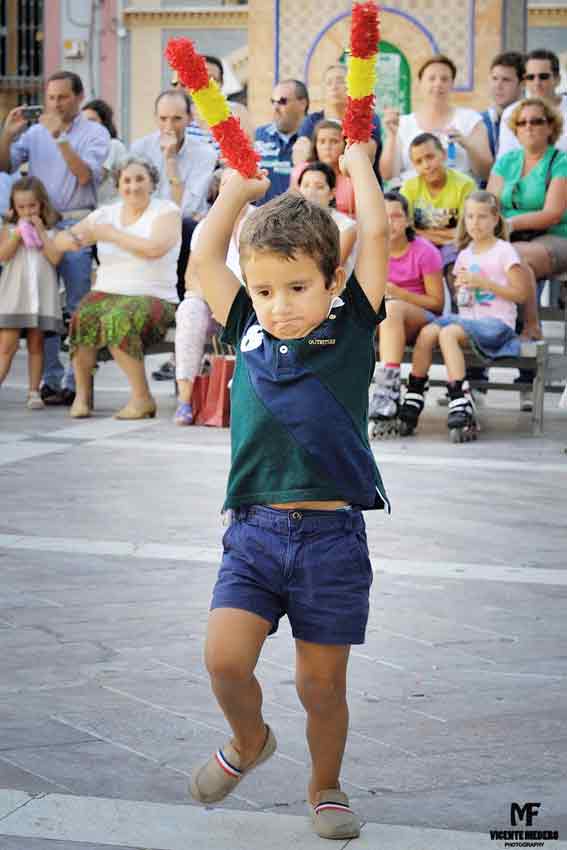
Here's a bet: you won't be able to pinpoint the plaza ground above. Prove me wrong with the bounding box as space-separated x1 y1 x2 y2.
1 349 566 850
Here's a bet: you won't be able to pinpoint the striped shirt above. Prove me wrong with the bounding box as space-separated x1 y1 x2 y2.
254 123 297 205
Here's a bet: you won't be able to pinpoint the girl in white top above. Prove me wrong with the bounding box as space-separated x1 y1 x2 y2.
0 177 63 409
55 156 181 421
380 55 493 186
297 162 357 279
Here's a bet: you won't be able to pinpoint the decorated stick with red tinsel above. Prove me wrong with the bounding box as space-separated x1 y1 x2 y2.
165 38 260 178
342 2 380 143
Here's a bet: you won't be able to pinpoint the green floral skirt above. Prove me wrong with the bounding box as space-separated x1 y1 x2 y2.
69 292 176 361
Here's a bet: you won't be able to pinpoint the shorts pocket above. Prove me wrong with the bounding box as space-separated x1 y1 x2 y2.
352 529 373 586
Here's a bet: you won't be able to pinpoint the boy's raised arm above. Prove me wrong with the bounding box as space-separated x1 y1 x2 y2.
341 143 389 312
190 171 270 326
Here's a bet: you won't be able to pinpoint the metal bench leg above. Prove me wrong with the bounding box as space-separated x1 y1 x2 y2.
531 341 547 436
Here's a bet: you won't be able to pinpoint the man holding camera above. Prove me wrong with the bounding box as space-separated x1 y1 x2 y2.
0 70 110 404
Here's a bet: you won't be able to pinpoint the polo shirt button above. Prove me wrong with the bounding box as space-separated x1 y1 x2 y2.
279 345 288 354
291 511 302 520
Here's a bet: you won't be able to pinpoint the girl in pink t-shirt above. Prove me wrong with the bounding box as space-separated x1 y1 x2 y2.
401 191 529 441
369 192 443 434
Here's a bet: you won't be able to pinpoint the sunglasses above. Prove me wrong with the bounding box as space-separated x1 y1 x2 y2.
516 117 548 127
524 72 553 81
270 96 295 106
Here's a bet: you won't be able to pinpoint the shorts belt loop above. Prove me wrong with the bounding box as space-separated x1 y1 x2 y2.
345 511 354 531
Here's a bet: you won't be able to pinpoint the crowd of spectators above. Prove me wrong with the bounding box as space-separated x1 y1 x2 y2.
0 46 565 427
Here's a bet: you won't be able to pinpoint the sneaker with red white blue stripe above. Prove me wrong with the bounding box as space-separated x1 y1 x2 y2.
310 789 361 839
190 725 277 804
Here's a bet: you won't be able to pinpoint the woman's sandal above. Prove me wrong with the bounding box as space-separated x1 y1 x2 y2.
114 398 157 420
309 789 361 840
190 725 277 804
69 398 91 419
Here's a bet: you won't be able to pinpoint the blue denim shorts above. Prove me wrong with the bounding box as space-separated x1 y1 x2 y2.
211 505 374 645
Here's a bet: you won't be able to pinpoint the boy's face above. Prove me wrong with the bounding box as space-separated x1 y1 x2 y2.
410 141 446 183
243 250 344 339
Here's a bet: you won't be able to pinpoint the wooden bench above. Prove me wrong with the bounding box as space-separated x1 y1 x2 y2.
401 340 548 436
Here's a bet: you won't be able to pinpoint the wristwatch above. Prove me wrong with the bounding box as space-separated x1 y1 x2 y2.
55 133 69 145
168 176 182 186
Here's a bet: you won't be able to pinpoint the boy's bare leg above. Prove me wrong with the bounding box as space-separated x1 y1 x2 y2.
205 608 272 765
295 640 350 803
438 324 468 381
411 323 441 377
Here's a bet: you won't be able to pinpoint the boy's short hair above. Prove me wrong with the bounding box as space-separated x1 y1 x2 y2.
239 193 340 288
409 132 445 156
490 51 525 81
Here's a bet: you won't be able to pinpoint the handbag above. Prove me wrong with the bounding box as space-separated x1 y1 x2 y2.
510 149 559 242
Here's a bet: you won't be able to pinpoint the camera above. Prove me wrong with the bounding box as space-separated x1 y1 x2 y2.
22 105 43 123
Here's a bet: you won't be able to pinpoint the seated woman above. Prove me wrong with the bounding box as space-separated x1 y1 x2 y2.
291 120 356 218
487 97 567 340
369 191 444 431
296 162 357 278
55 156 181 420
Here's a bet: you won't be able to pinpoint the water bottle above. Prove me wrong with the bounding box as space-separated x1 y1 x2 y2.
458 263 479 307
446 137 457 170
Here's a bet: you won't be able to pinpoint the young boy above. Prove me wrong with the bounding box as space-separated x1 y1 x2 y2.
401 132 475 276
189 143 390 840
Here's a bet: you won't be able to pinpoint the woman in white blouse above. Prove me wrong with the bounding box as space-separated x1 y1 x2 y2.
55 156 181 420
380 54 493 186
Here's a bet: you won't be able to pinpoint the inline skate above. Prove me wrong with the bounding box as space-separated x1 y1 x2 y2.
398 374 428 437
447 381 480 443
368 366 401 439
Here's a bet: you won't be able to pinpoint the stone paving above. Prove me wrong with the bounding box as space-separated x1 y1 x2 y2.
0 350 566 849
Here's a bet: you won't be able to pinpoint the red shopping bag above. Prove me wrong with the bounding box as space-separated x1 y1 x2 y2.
190 374 210 423
195 355 235 427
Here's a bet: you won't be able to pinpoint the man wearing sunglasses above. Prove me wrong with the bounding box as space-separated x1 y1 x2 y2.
254 80 309 205
497 49 567 156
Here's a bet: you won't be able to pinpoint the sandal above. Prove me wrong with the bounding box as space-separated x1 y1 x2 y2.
309 789 361 840
174 402 193 426
190 725 277 804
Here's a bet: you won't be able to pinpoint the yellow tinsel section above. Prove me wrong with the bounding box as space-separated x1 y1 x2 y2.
347 55 377 100
192 80 230 128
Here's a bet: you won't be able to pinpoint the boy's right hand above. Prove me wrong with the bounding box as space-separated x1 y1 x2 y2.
222 168 271 203
339 142 375 176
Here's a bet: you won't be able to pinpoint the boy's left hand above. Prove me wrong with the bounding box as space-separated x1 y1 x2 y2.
221 168 271 203
339 141 376 176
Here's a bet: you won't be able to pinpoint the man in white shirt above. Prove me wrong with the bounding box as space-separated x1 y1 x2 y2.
498 49 567 157
130 89 217 301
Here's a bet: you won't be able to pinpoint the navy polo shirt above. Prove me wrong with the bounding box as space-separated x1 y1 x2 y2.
220 273 390 512
254 123 297 204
